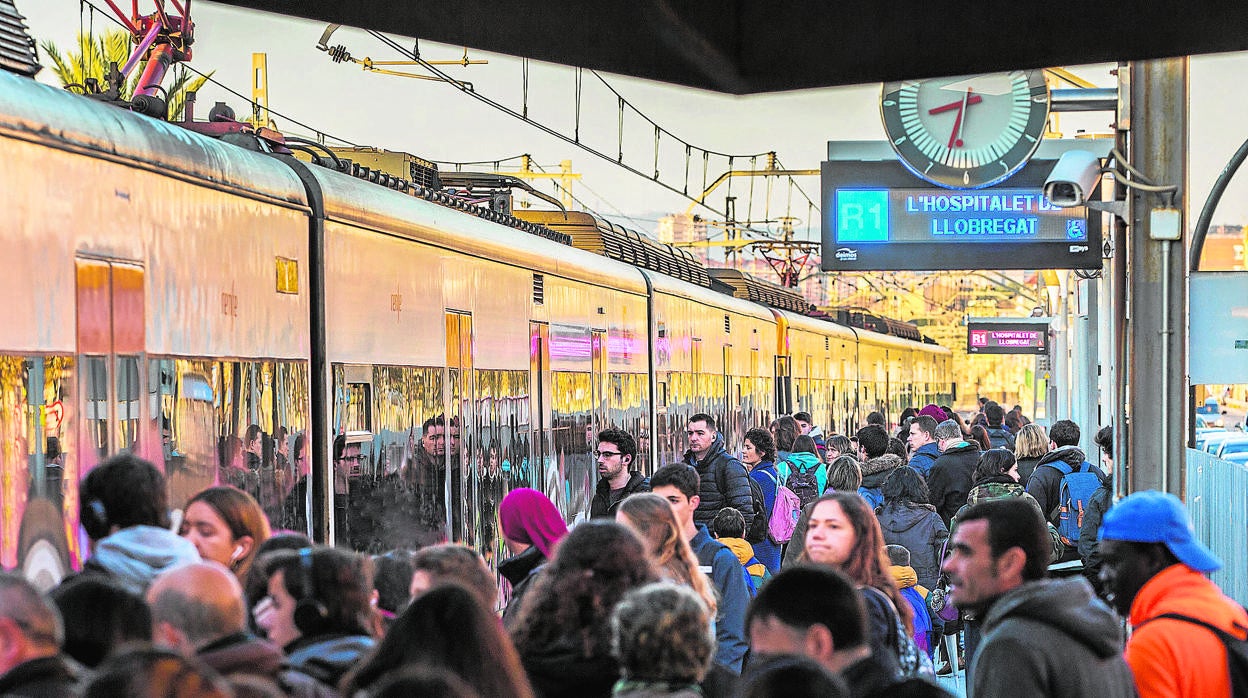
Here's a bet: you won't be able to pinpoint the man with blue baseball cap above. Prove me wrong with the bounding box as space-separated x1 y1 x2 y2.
1099 490 1248 697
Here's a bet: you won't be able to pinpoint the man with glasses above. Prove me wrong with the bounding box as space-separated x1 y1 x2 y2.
589 428 650 518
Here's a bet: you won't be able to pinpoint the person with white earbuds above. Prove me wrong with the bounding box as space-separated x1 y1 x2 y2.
180 486 272 582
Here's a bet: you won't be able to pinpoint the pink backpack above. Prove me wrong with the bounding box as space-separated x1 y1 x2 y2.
762 469 802 544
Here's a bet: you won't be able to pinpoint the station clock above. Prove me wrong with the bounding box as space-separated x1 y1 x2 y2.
880 70 1051 189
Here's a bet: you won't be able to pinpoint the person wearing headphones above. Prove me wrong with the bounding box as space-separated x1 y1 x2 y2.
254 546 376 689
179 486 272 582
77 454 200 593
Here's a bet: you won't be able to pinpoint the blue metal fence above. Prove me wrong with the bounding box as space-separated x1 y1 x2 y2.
1185 448 1248 606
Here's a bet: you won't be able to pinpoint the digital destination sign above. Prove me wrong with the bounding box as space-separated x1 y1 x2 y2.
967 319 1050 355
821 158 1102 271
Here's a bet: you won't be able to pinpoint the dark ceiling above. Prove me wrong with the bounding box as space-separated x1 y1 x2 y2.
210 1 1248 94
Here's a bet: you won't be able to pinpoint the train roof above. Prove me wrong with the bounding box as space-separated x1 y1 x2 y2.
0 71 309 208
304 164 651 297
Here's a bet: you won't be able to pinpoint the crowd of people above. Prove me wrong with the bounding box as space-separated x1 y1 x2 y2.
1 402 1244 698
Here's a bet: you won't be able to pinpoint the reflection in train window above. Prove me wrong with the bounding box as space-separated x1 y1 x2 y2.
115 356 141 453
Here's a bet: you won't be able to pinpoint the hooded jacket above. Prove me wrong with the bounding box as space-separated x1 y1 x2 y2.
198 632 335 698
1126 563 1248 698
1025 445 1105 522
785 450 828 495
875 502 948 590
858 453 904 508
972 577 1136 698
85 525 200 593
927 441 980 527
690 524 750 673
284 633 375 689
589 471 650 518
684 435 755 529
907 442 942 477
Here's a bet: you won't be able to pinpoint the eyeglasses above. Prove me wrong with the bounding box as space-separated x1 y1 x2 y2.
337 454 366 463
593 450 622 459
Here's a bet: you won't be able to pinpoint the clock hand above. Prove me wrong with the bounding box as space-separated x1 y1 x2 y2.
928 94 983 115
953 88 975 148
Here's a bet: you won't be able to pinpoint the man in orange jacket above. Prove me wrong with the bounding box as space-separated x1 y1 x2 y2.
1099 490 1248 698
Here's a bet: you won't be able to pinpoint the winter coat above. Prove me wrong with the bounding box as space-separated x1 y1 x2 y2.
950 476 1063 564
520 634 619 698
1025 445 1106 521
590 471 651 518
684 436 755 530
83 525 201 593
284 633 375 689
690 525 750 672
198 632 335 697
1014 455 1045 486
1078 473 1113 594
892 565 934 657
748 461 782 573
500 545 546 625
876 501 948 590
858 453 904 508
0 655 82 697
719 536 769 591
926 442 980 527
972 578 1136 698
1125 563 1248 698
907 442 942 477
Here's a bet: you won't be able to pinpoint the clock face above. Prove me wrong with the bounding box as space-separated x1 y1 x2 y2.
880 70 1050 189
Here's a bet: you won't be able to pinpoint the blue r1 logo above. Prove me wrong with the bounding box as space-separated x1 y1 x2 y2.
836 190 889 242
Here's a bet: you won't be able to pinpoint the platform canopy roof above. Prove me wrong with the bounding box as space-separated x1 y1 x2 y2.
210 0 1248 94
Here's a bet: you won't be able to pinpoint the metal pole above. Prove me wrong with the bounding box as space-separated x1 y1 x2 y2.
1075 278 1099 456
1126 58 1188 495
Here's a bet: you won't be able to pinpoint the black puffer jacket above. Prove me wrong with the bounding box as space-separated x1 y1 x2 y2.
684 436 755 529
927 441 980 527
589 471 651 518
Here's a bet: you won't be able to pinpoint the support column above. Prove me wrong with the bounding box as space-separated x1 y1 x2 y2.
1126 58 1188 495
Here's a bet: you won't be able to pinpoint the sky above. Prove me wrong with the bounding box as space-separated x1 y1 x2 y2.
18 1 1248 240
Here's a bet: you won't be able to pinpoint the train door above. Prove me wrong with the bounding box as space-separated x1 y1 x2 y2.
723 345 743 451
446 312 475 544
76 258 148 470
528 321 552 495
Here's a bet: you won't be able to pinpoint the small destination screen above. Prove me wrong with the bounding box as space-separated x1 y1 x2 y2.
967 321 1050 355
821 157 1102 272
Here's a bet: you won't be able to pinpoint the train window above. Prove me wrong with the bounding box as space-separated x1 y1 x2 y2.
82 356 109 461
115 356 141 453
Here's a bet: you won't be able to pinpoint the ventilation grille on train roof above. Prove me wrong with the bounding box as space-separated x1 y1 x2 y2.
512 210 712 287
706 268 814 315
829 308 923 342
0 0 40 77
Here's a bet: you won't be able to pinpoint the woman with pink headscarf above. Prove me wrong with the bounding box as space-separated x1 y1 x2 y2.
499 488 568 625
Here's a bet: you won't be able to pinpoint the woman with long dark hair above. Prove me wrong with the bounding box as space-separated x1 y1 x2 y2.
875 467 948 589
341 582 533 697
803 491 922 674
509 520 658 698
740 427 782 573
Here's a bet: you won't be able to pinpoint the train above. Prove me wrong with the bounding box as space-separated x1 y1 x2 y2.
0 67 952 587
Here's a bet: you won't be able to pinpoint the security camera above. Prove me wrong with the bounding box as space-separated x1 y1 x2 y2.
1043 150 1103 208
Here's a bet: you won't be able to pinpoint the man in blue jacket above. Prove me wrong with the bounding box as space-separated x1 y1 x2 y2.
652 464 751 673
906 415 942 477
683 413 755 530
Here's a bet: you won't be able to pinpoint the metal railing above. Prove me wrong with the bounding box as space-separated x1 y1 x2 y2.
1185 448 1248 606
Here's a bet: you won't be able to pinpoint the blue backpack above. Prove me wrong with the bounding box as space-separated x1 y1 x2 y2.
1052 461 1102 546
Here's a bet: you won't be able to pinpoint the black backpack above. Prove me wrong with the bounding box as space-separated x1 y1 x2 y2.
786 460 821 508
1138 613 1248 697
